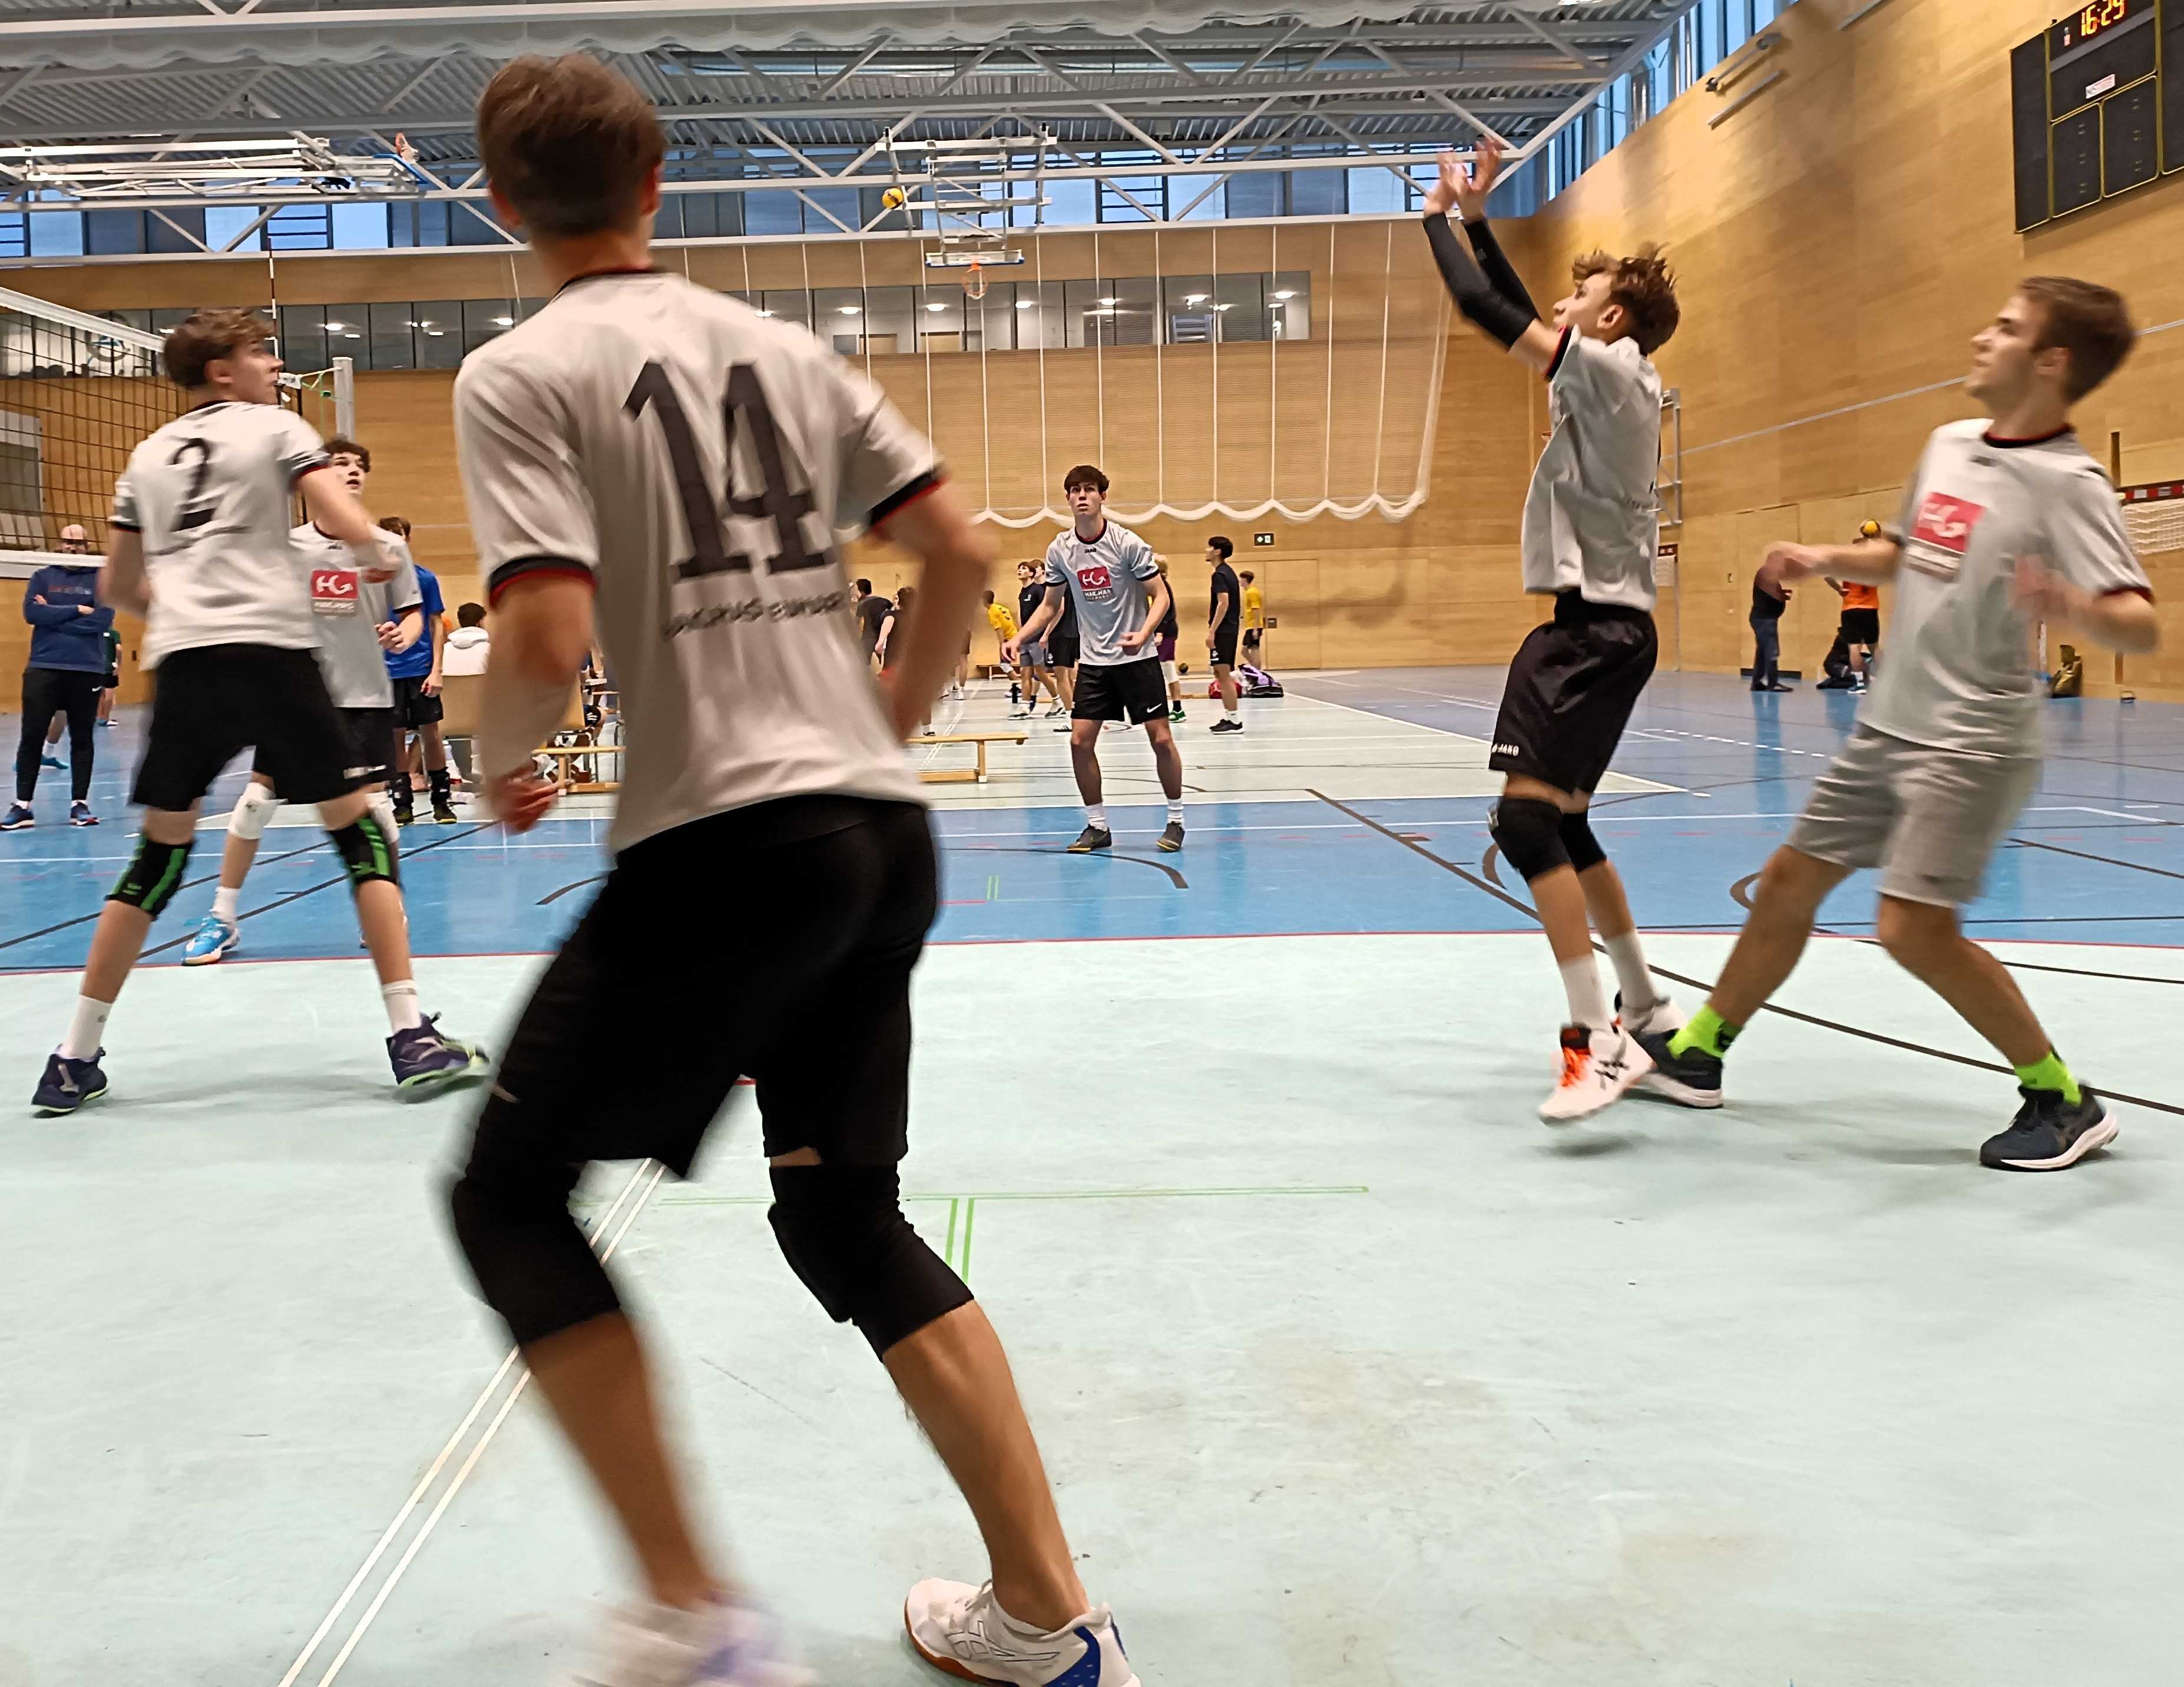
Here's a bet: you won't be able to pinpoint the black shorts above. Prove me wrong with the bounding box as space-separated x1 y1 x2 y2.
1073 659 1169 726
392 674 444 729
1048 628 1081 668
1242 626 1262 651
1841 608 1881 646
256 706 396 790
134 645 356 812
474 796 937 1179
1211 626 1240 668
1489 591 1658 796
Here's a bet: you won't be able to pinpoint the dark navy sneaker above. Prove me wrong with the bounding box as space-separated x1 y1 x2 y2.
69 802 98 828
0 803 33 831
1067 825 1113 854
1156 820 1185 852
388 1016 490 1094
1634 1029 1724 1109
1980 1086 2117 1172
34 1050 108 1116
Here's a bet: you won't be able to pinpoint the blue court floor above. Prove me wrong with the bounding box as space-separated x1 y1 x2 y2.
3 669 2181 1687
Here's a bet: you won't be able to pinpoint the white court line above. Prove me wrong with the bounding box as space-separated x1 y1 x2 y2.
276 1159 663 1687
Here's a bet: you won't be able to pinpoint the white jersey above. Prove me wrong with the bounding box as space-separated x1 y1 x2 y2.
454 270 941 853
1521 330 1662 613
291 522 421 710
1041 521 1161 667
111 401 329 669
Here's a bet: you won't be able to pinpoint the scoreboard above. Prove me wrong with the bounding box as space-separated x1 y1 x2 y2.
2012 0 2184 230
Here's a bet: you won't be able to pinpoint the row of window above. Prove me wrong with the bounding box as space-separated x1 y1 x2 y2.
95 270 1318 371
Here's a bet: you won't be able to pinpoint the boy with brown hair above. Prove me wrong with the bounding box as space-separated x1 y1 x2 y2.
1639 279 2155 1174
449 52 1139 1687
1421 139 1682 1123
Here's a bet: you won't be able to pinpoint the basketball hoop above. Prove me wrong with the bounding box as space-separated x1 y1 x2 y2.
963 261 988 302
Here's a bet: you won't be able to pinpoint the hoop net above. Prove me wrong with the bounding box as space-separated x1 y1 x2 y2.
963 262 988 302
2122 484 2184 558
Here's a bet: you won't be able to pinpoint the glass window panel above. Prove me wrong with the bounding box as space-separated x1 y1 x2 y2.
802 186 859 234
330 202 388 249
448 203 501 247
84 209 144 255
462 298 517 355
760 290 811 331
1213 272 1266 342
417 201 450 246
674 192 714 237
1348 164 1413 216
386 203 417 247
29 210 85 257
1169 174 1226 221
1015 279 1065 348
862 285 915 355
368 301 415 371
144 207 204 254
918 285 966 350
746 191 801 237
151 308 196 335
415 300 463 369
1064 279 1110 348
280 306 329 374
715 194 744 237
1288 168 1347 217
813 287 866 355
1268 272 1311 342
1041 178 1096 226
1163 274 1217 345
973 280 1018 351
1107 274 1157 346
104 309 154 333
1225 172 1281 219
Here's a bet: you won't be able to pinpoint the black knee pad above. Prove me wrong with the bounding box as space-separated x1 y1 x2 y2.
769 1163 974 1357
108 834 193 917
1559 810 1607 873
330 811 401 890
448 1105 621 1348
1488 797 1569 882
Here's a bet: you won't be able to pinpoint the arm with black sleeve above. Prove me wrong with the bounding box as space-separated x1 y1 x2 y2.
1461 217 1540 321
1421 214 1537 352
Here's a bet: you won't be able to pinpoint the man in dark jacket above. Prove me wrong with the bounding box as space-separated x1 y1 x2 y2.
5 526 115 829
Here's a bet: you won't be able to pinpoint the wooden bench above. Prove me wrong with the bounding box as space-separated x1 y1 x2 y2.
909 730 1028 784
535 742 622 795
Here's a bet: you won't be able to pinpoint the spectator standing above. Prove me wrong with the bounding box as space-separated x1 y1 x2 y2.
444 602 492 676
1749 563 1791 692
852 577 891 667
5 524 114 829
380 518 458 823
1240 569 1266 667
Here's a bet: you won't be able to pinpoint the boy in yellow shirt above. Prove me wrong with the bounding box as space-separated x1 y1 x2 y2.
1240 570 1266 666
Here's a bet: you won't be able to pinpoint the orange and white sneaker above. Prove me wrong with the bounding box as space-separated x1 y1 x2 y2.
905 1579 1139 1686
1538 1024 1652 1124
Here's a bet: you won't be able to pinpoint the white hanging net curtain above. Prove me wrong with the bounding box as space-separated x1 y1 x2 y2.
763 214 1454 532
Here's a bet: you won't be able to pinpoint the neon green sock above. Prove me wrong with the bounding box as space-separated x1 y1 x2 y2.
2014 1050 2081 1104
1668 1005 1737 1060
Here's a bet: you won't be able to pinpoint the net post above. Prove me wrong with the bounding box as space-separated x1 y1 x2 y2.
333 356 356 439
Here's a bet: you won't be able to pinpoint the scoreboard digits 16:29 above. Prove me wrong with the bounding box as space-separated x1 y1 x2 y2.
2011 0 2181 230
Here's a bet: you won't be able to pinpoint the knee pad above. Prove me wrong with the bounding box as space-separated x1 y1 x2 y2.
769 1163 974 1357
1559 810 1607 873
108 834 193 917
330 810 401 890
366 791 399 841
228 780 282 842
1488 797 1569 882
448 1119 620 1348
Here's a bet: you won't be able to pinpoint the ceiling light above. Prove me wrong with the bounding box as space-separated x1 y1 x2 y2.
491 315 514 326
925 302 946 313
1183 293 1207 305
1272 290 1295 300
838 305 861 315
322 319 348 330
425 329 446 336
1098 296 1118 306
756 308 776 317
1015 299 1034 310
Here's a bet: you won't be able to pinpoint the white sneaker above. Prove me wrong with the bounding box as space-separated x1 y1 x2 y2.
571 1597 812 1687
1615 993 1685 1040
905 1579 1139 1686
1538 1025 1652 1124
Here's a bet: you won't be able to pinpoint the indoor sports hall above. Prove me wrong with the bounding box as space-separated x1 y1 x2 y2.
4 2 2184 1685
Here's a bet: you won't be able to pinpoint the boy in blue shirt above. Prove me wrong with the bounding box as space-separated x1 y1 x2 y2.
378 517 457 824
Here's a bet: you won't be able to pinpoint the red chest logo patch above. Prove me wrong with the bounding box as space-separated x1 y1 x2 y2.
1912 492 1986 555
311 567 360 614
1077 564 1113 591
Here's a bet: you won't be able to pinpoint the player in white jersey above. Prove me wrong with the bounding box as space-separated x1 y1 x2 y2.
31 311 486 1114
174 436 439 970
1640 279 2155 1173
1007 465 1186 853
444 56 1139 1687
1421 141 1682 1123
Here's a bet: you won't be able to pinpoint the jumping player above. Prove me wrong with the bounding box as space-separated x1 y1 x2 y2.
1422 139 1682 1122
176 436 434 967
1007 465 1185 853
1638 279 2154 1172
31 311 483 1114
448 54 1139 1686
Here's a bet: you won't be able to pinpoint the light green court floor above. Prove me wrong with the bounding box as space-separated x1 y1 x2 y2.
4 932 2180 1687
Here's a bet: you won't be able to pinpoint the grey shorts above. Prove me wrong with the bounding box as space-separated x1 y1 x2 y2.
1018 641 1050 667
1787 723 2039 908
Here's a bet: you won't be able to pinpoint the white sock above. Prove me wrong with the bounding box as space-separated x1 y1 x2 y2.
1085 804 1107 831
211 884 240 924
1603 931 1657 1015
1558 955 1610 1032
62 995 111 1060
1167 799 1184 825
381 980 424 1033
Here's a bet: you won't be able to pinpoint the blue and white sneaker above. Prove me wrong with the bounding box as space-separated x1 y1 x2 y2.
0 803 32 831
69 801 98 828
180 914 240 965
33 1049 108 1116
572 1596 812 1686
39 751 62 770
388 1015 490 1093
906 1579 1139 1686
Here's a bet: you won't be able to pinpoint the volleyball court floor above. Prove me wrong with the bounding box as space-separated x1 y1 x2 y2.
4 666 2182 1687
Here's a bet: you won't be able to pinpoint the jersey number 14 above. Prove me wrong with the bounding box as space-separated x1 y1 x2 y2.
624 360 829 581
